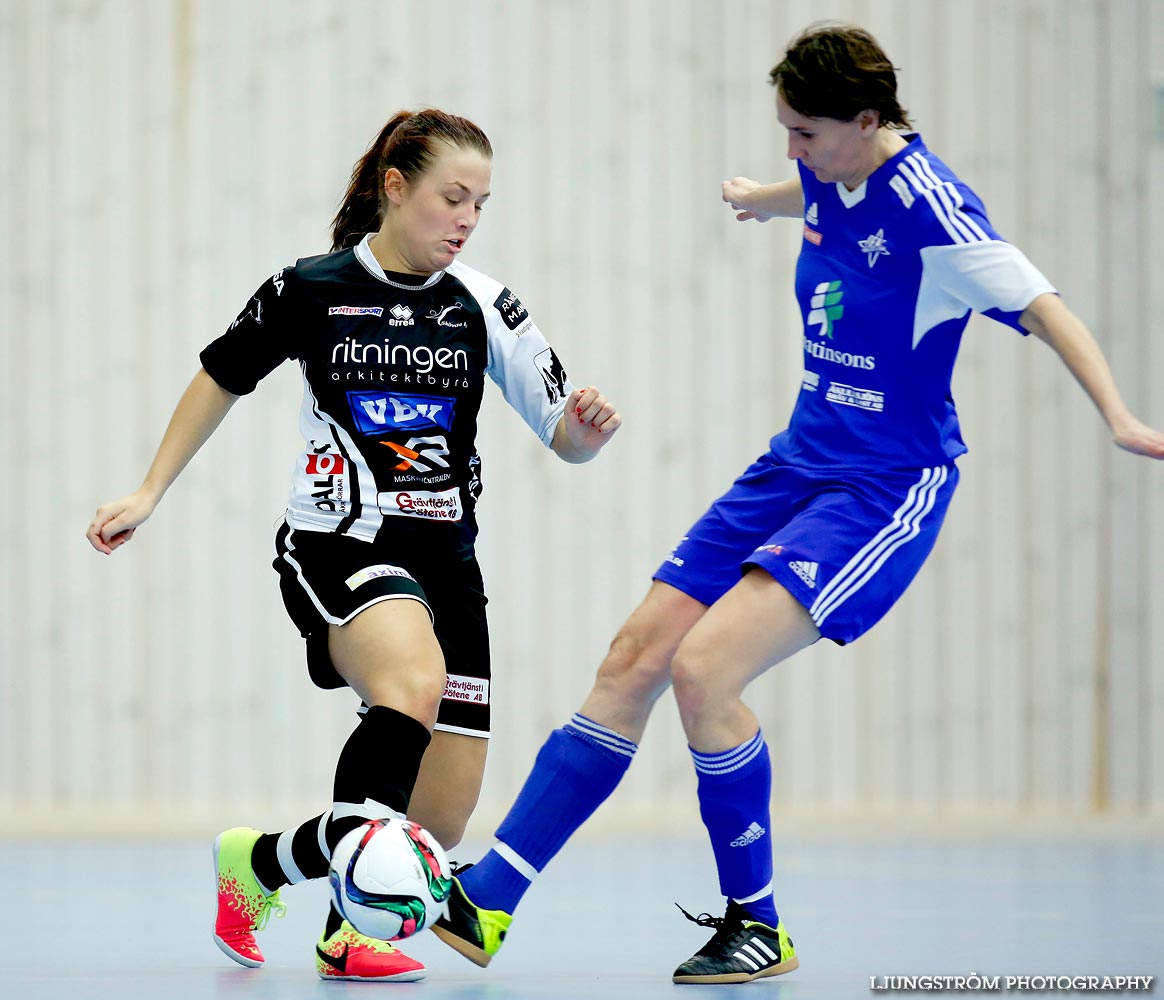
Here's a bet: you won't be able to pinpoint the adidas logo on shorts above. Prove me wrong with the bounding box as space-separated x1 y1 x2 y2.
788 560 819 588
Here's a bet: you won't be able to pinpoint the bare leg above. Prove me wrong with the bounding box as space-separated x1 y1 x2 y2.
671 569 819 752
328 599 446 729
408 731 488 851
578 580 708 740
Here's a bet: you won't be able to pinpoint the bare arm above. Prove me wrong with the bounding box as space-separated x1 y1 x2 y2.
721 176 804 222
86 368 240 553
1019 293 1164 459
550 385 621 464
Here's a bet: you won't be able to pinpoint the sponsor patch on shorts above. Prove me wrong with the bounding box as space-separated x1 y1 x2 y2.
443 674 489 705
345 563 417 590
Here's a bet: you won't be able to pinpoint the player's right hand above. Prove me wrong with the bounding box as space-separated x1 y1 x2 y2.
722 176 773 222
86 490 157 554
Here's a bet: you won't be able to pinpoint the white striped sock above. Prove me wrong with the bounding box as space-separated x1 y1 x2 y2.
567 713 638 758
276 828 307 885
690 731 765 775
493 840 539 881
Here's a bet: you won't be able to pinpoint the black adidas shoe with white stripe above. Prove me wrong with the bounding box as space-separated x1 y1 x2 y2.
672 901 799 984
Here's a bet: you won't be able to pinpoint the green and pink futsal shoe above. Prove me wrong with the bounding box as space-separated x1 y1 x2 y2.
213 827 287 967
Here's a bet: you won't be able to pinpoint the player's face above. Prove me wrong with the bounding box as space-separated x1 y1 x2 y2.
391 143 492 273
777 92 871 187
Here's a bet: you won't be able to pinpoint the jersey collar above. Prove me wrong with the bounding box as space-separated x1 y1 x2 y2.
832 133 925 209
354 234 446 290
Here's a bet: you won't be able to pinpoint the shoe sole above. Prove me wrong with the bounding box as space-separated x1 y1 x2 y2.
672 955 799 985
317 969 428 983
430 925 493 967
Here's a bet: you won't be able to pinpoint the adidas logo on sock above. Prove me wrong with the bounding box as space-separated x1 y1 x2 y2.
730 821 767 847
788 560 818 588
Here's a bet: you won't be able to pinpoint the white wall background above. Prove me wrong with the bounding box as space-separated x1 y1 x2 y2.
1 0 1162 836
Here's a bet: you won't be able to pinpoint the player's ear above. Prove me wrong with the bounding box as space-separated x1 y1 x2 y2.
384 167 408 206
856 108 881 135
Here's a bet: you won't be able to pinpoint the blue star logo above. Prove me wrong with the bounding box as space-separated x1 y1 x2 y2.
857 229 890 268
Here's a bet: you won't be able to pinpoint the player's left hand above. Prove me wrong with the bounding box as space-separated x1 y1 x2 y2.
1113 416 1164 459
565 385 621 451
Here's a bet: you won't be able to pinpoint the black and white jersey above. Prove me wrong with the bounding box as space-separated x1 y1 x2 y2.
200 235 573 552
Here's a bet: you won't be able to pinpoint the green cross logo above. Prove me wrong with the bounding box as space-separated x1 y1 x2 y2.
807 280 844 339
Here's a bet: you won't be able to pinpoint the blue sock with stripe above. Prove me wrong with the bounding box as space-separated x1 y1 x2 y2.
691 730 779 928
458 713 637 913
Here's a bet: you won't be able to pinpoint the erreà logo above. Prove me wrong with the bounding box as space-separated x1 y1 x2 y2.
389 303 415 326
807 280 844 339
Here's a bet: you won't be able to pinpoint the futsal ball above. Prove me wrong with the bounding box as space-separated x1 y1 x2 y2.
328 817 453 940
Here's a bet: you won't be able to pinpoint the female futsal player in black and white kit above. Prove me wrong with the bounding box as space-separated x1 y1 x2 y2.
86 109 620 982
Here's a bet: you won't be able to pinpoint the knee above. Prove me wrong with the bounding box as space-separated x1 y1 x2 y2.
403 666 445 728
592 623 672 706
366 659 445 729
669 642 721 721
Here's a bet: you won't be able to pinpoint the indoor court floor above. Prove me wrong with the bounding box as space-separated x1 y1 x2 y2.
4 832 1159 999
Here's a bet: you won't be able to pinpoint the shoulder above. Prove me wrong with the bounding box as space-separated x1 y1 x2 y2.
445 259 505 304
289 246 361 284
446 260 531 332
882 139 996 246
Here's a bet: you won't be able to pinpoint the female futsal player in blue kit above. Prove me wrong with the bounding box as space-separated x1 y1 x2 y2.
431 24 1164 984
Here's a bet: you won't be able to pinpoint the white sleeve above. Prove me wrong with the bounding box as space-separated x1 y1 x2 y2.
448 263 573 445
484 294 574 446
914 240 1056 347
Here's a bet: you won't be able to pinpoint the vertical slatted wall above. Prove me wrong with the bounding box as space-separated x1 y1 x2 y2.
1 0 1161 834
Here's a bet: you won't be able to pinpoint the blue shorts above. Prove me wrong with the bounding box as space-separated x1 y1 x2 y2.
652 452 959 644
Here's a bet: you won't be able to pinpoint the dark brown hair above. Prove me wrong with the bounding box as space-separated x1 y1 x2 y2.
769 24 911 128
330 109 493 251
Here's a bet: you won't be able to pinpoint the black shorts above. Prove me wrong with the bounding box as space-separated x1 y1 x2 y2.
273 520 491 737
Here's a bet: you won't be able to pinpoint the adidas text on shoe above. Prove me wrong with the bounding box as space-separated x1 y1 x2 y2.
672 902 799 985
430 874 512 967
315 919 426 982
212 827 286 968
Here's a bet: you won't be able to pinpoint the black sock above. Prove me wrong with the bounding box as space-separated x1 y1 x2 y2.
248 707 432 891
326 705 432 851
250 812 330 894
325 900 345 937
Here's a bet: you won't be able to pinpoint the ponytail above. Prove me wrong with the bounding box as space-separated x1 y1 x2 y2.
330 109 493 252
331 111 412 251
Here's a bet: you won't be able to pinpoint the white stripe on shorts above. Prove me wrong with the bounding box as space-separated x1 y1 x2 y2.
277 524 433 626
809 466 948 628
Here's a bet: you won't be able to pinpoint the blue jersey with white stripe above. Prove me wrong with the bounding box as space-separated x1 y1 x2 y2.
772 134 1054 471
